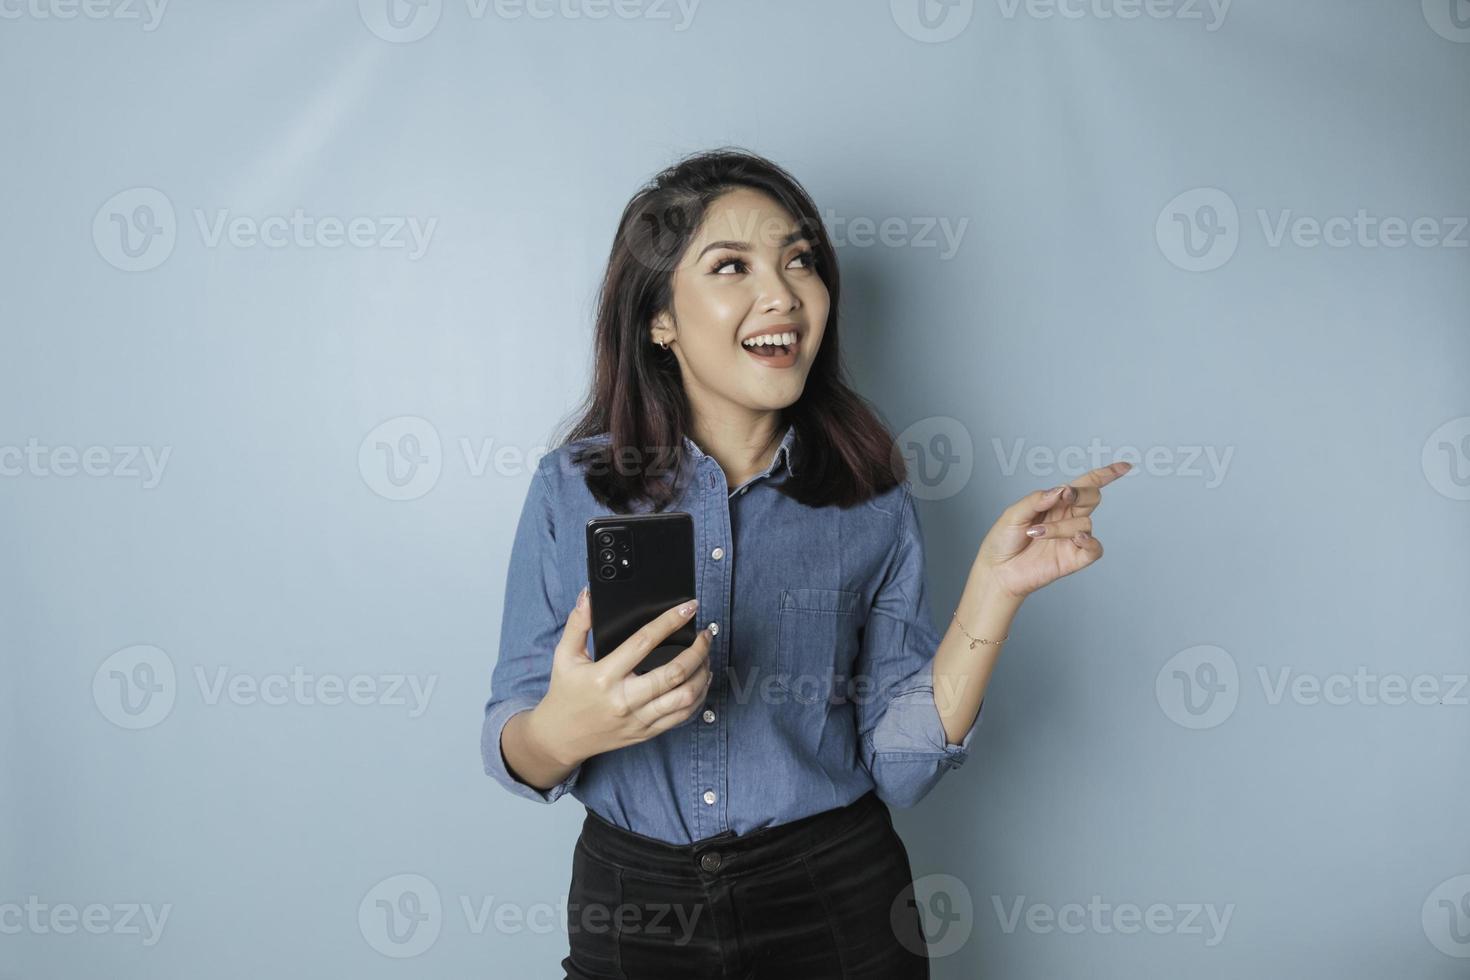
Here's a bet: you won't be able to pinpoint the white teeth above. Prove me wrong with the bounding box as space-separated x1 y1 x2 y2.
742 331 797 348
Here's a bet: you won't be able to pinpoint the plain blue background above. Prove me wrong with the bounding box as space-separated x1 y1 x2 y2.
2 1 1468 976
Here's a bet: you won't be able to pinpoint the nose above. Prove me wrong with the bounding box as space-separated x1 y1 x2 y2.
755 265 801 314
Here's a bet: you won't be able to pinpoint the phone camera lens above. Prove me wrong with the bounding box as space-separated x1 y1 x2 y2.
597 564 616 580
596 531 614 547
599 548 616 564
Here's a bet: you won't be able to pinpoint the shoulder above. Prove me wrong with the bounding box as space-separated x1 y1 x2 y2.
861 477 915 522
533 432 611 490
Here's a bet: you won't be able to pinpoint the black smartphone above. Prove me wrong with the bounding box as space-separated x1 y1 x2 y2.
585 512 697 676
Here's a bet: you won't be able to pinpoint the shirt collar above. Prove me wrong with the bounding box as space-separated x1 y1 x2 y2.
681 422 799 480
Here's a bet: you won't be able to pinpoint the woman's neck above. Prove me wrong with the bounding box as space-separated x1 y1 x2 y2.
688 413 784 490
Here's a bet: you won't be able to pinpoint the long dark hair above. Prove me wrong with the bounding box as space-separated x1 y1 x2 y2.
551 147 905 513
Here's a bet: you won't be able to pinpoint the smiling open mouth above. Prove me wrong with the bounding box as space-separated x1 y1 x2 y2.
740 331 800 366
744 340 793 357
740 334 799 370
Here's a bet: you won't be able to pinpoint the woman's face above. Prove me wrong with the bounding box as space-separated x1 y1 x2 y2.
651 187 830 415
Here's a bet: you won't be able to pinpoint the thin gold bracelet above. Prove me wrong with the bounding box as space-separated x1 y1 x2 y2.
952 612 1008 650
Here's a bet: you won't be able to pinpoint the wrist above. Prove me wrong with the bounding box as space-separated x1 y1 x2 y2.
968 560 1027 611
950 563 1023 655
526 702 584 771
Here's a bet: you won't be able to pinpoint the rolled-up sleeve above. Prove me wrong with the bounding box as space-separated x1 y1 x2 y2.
480 457 581 804
855 484 981 808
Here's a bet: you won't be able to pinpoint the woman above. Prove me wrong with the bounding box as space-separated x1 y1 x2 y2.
481 148 1129 978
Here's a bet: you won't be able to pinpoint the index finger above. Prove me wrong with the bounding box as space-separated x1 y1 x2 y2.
622 629 711 710
1071 460 1132 490
596 598 700 679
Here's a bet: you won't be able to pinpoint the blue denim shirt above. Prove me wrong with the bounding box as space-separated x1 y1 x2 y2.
481 423 981 845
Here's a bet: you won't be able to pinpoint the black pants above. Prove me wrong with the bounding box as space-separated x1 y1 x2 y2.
562 790 929 979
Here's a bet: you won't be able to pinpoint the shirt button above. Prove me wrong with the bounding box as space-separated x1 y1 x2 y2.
702 790 716 805
700 852 722 872
707 622 719 636
711 546 725 561
702 708 715 723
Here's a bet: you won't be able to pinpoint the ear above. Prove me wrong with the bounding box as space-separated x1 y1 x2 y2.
649 309 674 347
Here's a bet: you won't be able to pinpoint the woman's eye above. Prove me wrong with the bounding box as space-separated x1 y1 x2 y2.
711 250 815 275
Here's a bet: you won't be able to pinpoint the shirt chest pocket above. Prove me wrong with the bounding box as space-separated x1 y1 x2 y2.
775 588 861 705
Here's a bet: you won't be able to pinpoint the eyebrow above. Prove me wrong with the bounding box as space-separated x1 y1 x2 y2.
697 229 810 259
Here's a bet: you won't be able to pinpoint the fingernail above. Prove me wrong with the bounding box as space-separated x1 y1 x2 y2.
678 598 698 617
1076 531 1092 542
576 586 588 609
1050 486 1066 496
1026 525 1046 538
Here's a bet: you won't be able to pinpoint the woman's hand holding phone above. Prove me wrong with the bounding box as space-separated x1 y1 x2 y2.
525 587 713 770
